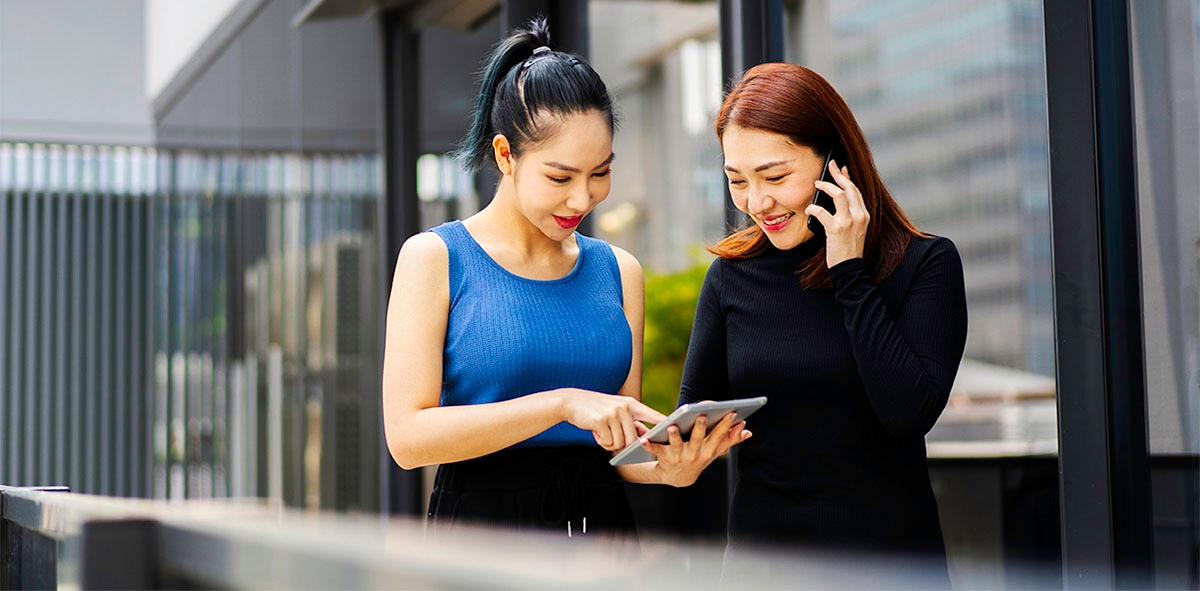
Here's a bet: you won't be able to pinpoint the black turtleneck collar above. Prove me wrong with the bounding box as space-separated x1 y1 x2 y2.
755 235 826 272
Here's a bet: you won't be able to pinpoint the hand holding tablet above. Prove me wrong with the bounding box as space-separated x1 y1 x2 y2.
609 397 767 466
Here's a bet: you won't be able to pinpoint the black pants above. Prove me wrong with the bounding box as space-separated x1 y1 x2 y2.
427 445 637 538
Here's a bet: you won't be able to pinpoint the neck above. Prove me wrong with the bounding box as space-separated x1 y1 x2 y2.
473 180 569 259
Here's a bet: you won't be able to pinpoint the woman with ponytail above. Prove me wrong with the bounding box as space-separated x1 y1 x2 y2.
381 19 749 537
672 63 966 579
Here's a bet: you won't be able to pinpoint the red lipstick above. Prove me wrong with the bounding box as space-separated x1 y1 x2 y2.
760 212 794 232
554 215 583 229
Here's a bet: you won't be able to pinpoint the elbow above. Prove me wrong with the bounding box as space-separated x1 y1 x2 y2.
879 390 950 439
881 414 939 439
383 397 435 469
387 440 428 471
385 429 431 470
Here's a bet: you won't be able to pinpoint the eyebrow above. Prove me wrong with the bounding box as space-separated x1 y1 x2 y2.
723 159 793 174
543 153 616 173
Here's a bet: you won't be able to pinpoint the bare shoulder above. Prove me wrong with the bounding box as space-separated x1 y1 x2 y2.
396 232 448 272
392 232 449 294
400 231 447 260
608 244 644 281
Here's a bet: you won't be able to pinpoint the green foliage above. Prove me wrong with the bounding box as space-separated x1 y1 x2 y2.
641 262 709 413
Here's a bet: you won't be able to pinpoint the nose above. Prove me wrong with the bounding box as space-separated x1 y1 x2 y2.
747 187 775 216
567 183 591 213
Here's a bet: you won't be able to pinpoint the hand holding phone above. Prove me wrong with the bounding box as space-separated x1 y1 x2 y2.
807 146 840 237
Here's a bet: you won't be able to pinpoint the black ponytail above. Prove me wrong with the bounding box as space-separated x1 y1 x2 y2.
456 17 615 172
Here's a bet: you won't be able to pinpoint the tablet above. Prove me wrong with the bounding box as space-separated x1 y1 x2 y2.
608 397 767 466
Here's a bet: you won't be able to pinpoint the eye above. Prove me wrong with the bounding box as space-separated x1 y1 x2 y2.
727 179 746 187
766 174 787 183
548 176 570 185
591 169 611 178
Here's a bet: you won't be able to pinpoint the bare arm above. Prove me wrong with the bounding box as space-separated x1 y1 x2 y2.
613 245 645 403
381 234 665 470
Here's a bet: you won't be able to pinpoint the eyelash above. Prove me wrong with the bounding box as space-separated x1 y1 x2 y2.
727 174 785 187
549 169 611 184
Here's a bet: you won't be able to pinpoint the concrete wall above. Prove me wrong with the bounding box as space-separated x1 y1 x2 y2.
155 0 381 153
0 0 153 145
145 0 241 100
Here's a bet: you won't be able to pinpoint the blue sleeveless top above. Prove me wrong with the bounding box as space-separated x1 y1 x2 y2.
429 220 633 448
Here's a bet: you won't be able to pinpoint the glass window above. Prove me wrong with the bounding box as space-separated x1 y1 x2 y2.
1130 0 1200 459
784 0 1056 448
1130 1 1200 587
783 1 1057 587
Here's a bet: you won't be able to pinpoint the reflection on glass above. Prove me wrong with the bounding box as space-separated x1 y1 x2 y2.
784 0 1056 455
1131 0 1200 457
1129 2 1200 585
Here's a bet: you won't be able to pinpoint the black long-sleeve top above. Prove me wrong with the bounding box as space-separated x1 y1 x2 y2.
679 235 967 557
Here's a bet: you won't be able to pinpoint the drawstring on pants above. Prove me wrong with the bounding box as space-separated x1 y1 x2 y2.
540 456 590 537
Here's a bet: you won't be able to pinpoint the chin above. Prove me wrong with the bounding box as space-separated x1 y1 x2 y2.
762 231 802 250
543 223 576 241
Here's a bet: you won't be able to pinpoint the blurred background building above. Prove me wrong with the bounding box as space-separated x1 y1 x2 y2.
1 0 384 510
0 0 1196 589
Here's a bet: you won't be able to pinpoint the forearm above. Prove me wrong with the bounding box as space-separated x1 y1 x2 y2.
830 254 966 437
386 390 565 469
616 461 662 484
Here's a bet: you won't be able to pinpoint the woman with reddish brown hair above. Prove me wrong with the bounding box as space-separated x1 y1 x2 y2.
666 62 967 576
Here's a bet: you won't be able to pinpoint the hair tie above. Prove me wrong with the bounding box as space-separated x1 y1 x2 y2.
521 46 554 73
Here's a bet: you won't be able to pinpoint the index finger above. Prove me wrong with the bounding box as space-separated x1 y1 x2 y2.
618 407 639 449
630 401 668 425
815 176 851 220
828 160 866 214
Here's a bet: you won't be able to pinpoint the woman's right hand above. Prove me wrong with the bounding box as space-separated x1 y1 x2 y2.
555 389 668 452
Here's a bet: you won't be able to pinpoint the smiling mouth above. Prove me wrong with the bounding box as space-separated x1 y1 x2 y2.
554 215 583 229
759 212 794 231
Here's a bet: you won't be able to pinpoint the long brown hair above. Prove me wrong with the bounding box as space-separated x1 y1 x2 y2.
710 62 923 289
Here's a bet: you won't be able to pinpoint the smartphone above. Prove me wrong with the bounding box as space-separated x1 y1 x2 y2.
807 145 841 237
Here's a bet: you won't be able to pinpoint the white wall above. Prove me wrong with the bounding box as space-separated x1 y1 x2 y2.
144 0 242 101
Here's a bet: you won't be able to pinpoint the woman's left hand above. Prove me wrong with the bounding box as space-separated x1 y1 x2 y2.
806 159 869 268
642 411 751 488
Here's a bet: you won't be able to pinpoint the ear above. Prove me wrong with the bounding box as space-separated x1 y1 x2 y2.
492 134 514 176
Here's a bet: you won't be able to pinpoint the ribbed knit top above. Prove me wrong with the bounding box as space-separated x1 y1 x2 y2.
680 235 967 556
429 220 633 448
